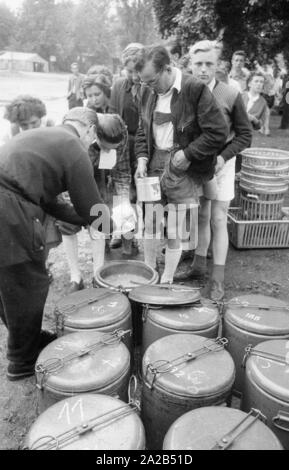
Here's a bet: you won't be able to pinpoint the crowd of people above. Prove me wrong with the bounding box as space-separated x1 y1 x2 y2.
0 40 288 380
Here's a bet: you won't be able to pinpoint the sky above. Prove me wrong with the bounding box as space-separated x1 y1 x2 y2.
1 0 80 12
1 0 23 11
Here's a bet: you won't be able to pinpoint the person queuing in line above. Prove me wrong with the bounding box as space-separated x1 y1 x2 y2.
134 45 228 283
242 71 269 134
174 40 252 301
229 50 250 93
58 73 135 293
0 107 112 381
110 43 144 251
216 60 241 92
3 95 57 281
67 62 84 109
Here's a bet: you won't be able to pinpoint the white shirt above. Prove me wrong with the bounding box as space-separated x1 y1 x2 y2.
246 92 259 112
153 67 182 150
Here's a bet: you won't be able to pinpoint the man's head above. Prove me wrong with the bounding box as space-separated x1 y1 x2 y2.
231 51 246 72
134 45 175 94
247 72 265 94
189 40 219 85
63 108 126 155
4 95 47 131
71 62 80 75
122 43 144 84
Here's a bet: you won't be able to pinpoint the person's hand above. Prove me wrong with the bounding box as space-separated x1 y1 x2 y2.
172 150 191 171
215 155 225 174
248 113 258 124
135 158 148 180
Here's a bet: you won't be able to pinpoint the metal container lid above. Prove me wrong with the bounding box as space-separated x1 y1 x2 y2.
142 334 235 398
225 295 289 335
163 407 283 450
147 299 219 331
36 331 130 394
55 288 130 329
25 394 145 450
129 284 201 306
245 339 289 403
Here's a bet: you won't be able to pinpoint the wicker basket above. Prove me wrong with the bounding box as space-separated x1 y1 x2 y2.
240 189 284 220
228 208 289 249
241 148 289 170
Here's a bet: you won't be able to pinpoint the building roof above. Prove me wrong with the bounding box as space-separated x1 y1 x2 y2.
0 51 48 64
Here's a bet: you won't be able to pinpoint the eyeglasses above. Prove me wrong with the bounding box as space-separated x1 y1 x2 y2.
140 71 162 88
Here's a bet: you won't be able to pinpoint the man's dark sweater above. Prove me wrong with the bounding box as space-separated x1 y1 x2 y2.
0 125 103 266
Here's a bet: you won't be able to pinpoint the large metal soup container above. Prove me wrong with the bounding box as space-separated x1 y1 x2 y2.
25 394 145 450
163 406 283 450
223 294 289 393
36 330 131 413
55 288 132 350
141 333 235 450
241 339 289 450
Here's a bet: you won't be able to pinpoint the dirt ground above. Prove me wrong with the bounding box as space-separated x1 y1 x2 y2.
0 73 289 449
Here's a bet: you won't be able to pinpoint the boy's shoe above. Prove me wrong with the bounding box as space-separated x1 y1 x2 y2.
7 362 35 381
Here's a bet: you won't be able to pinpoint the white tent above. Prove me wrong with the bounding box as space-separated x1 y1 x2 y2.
0 51 49 73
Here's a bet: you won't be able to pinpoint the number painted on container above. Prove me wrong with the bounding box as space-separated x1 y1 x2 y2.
245 313 261 321
57 398 84 425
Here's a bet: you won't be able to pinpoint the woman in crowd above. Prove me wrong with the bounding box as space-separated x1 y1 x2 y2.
109 43 143 250
242 72 268 133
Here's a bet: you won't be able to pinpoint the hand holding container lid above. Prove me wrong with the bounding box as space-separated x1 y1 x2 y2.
128 284 203 348
163 406 283 450
223 294 289 394
141 333 235 450
129 285 220 354
54 288 132 350
241 339 289 450
35 330 131 413
25 394 145 450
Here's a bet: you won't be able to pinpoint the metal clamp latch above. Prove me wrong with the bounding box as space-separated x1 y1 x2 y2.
211 408 267 450
36 329 131 390
273 411 289 433
242 344 288 369
145 337 228 390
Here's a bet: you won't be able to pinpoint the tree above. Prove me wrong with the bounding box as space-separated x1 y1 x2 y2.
153 0 289 63
152 0 183 37
174 0 218 47
0 4 16 51
71 0 116 69
114 0 160 52
12 0 62 60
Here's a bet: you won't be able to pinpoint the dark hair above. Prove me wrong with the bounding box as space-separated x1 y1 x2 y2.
134 45 171 73
87 65 113 82
247 71 265 86
232 50 246 60
82 74 112 98
96 114 127 145
4 95 46 123
169 43 182 58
